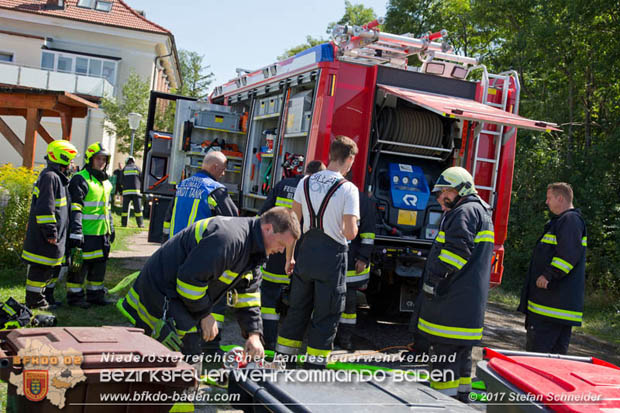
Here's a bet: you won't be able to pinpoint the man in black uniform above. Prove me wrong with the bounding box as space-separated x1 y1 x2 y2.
22 140 78 309
120 156 143 228
336 191 376 351
518 182 587 355
117 208 300 357
416 166 494 401
258 160 325 350
277 136 360 369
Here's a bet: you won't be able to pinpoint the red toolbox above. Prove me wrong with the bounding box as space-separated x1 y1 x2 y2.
476 348 620 413
0 326 197 413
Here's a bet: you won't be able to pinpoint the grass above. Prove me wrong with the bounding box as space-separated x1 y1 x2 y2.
0 209 151 408
488 286 620 346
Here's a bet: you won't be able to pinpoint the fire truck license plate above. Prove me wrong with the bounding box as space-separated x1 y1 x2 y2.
397 210 417 226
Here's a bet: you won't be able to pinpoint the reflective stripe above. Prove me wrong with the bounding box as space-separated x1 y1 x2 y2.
176 326 197 338
33 186 40 197
69 233 83 241
340 312 356 324
346 266 370 283
125 288 157 329
83 214 106 221
47 277 58 288
211 313 225 323
527 300 583 323
541 233 558 245
36 215 56 224
123 170 140 175
474 230 495 243
361 238 375 245
22 250 63 266
276 336 302 355
162 228 170 235
551 257 573 274
582 236 587 247
86 280 105 291
431 379 460 395
207 195 217 208
121 213 128 217
306 346 330 364
71 203 83 212
163 221 171 229
275 197 293 208
458 376 472 392
187 199 200 227
26 279 46 293
418 317 483 341
261 267 290 284
360 232 375 239
169 198 178 237
438 249 467 270
55 197 67 207
82 250 104 260
435 231 446 243
219 270 238 285
135 212 142 217
66 282 83 293
233 292 260 308
194 217 212 243
261 307 280 320
83 201 105 207
176 278 207 300
122 189 141 195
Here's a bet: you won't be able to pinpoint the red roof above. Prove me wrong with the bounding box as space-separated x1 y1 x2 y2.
0 0 170 35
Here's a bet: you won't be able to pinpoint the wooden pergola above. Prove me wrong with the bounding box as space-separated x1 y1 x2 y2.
0 87 98 168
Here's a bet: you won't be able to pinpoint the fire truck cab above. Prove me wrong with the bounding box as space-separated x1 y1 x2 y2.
141 22 558 313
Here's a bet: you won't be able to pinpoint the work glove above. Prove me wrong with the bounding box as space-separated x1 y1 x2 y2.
152 317 182 352
422 272 448 299
68 234 84 249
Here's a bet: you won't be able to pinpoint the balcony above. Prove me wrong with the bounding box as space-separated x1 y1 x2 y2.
0 61 114 98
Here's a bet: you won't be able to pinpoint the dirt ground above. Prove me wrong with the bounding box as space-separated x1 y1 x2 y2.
115 232 620 412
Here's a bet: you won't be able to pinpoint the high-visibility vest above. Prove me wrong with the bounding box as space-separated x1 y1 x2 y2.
75 170 112 236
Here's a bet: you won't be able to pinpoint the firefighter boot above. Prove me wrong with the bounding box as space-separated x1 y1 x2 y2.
86 289 115 306
44 287 62 310
121 213 128 227
25 291 50 310
335 326 354 351
136 213 144 228
67 291 91 309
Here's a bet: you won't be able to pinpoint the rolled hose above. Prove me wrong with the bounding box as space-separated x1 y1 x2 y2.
378 107 445 156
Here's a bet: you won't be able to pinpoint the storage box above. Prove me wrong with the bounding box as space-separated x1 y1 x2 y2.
0 326 197 413
286 90 313 134
194 110 240 131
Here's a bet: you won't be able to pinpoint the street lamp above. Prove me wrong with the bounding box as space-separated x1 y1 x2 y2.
127 112 143 157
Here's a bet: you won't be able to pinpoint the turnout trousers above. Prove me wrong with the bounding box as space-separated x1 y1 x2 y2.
260 279 285 350
526 316 572 355
276 231 347 367
429 343 473 398
25 264 62 308
66 235 110 303
121 194 143 227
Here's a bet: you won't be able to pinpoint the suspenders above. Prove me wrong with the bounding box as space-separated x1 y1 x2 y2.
303 177 347 231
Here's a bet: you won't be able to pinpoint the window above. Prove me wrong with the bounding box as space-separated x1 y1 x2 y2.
39 50 117 84
78 0 112 12
0 52 13 62
77 0 95 7
95 1 112 11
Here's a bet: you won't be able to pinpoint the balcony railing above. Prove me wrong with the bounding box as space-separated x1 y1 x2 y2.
0 61 114 98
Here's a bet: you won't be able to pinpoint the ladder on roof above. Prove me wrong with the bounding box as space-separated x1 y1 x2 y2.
471 70 520 208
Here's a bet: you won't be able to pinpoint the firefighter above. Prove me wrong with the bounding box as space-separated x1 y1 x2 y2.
66 142 115 308
276 136 360 369
22 140 78 309
336 191 376 351
117 208 300 357
162 150 238 353
120 156 143 228
258 160 326 350
162 151 237 241
415 166 494 401
518 182 587 355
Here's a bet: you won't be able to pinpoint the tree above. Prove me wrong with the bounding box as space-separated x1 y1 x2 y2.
278 1 377 59
177 49 214 99
100 71 150 155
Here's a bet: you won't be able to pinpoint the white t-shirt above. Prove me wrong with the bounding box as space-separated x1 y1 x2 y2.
294 170 360 245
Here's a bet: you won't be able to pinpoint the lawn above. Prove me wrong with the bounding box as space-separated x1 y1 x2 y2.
0 211 150 408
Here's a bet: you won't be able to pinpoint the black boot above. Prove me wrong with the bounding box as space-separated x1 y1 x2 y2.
26 291 49 310
67 291 91 309
44 287 62 309
86 291 116 306
335 327 354 351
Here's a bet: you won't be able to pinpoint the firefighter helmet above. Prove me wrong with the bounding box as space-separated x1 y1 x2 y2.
46 140 78 166
432 166 477 196
85 142 110 164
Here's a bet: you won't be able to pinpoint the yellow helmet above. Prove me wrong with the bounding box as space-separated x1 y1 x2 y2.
46 140 78 166
85 142 111 164
432 166 477 197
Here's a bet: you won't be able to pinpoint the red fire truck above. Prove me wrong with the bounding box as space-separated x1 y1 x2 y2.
142 21 558 313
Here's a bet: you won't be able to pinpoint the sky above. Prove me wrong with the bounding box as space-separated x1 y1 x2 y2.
125 0 388 89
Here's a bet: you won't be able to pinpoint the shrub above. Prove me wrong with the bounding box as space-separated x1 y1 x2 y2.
0 164 40 267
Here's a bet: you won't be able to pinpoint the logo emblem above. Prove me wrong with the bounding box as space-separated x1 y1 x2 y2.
403 194 418 207
24 370 48 402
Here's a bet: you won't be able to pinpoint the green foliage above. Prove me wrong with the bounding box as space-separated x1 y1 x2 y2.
279 1 377 59
0 165 40 267
177 49 214 99
100 72 150 155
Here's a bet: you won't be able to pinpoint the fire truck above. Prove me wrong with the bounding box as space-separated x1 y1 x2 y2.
141 20 558 313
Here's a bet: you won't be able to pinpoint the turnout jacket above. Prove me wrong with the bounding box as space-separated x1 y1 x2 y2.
518 209 587 326
346 192 376 285
258 175 303 284
126 216 266 337
121 163 142 196
417 195 494 345
21 163 70 266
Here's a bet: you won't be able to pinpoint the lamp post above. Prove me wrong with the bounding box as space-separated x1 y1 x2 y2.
127 112 143 157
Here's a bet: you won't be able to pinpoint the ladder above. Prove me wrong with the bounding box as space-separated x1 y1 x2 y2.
470 70 520 208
